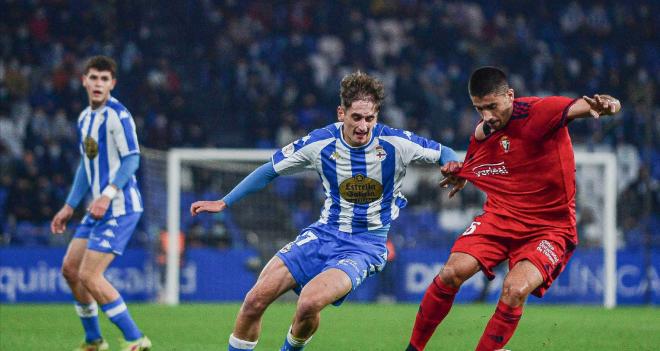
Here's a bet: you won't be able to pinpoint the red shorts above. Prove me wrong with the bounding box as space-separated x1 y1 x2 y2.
451 213 576 297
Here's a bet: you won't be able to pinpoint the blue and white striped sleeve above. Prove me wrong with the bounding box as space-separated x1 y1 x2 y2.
108 109 140 157
271 129 333 175
380 127 443 165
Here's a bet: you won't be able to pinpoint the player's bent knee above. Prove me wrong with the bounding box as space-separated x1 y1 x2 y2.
439 266 467 288
501 282 531 304
295 298 325 319
61 263 80 283
241 292 271 317
78 270 102 291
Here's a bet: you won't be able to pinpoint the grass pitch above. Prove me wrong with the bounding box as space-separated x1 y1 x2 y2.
1 303 657 350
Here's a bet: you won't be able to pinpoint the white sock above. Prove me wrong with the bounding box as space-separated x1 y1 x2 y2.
287 326 312 347
229 334 258 350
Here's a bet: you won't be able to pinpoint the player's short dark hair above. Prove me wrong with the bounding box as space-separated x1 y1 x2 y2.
83 56 117 78
340 71 385 111
468 66 509 98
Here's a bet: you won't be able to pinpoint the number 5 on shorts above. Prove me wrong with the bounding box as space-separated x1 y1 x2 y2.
296 231 318 246
463 221 481 235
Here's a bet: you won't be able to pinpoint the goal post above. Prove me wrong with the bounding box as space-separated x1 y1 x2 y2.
162 148 617 307
165 149 274 305
574 152 618 309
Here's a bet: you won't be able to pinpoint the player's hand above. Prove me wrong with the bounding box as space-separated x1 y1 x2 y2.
582 94 621 119
190 200 227 216
51 205 74 234
439 161 467 198
88 196 111 219
441 161 463 176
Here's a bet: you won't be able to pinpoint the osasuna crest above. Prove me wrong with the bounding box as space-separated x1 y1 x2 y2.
500 136 510 153
375 145 387 161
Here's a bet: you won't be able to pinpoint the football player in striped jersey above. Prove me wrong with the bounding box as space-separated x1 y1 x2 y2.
51 56 151 351
191 71 461 351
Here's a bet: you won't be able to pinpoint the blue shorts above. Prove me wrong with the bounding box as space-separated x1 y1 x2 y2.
276 222 388 306
73 212 142 255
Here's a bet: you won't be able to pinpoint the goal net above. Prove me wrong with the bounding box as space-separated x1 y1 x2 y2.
141 148 617 307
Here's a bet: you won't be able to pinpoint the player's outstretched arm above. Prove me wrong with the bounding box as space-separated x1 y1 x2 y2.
190 162 279 216
568 94 621 120
191 200 227 216
439 161 467 198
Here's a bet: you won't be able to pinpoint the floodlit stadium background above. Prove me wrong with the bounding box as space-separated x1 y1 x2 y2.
1 0 657 306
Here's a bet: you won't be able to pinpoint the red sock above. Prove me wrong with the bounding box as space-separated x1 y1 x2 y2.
407 276 458 351
475 301 523 351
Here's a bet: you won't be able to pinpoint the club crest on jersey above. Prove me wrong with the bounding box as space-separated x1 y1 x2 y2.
339 174 383 204
84 136 99 159
500 136 510 153
375 145 387 161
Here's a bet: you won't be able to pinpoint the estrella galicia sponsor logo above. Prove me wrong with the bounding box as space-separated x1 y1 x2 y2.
339 174 383 204
472 162 509 177
84 136 99 159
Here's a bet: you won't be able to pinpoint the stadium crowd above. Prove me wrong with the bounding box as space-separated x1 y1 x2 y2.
1 0 657 250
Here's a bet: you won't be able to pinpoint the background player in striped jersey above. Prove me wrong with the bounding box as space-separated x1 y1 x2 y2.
406 66 622 351
50 56 151 351
190 71 462 351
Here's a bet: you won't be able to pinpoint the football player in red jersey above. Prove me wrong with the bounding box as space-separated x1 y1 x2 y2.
406 66 621 351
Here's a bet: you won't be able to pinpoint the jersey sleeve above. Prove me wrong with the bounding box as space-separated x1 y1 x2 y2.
527 96 579 139
271 128 333 175
409 134 442 164
380 126 442 166
108 109 140 157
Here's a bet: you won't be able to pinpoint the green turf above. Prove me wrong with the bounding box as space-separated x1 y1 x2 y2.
1 303 657 350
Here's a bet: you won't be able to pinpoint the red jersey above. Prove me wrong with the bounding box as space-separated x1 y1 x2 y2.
458 96 579 238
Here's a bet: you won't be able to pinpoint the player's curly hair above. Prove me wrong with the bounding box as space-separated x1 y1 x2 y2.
83 55 117 78
340 71 385 111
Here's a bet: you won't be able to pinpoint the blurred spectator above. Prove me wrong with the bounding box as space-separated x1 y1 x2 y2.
1 0 657 250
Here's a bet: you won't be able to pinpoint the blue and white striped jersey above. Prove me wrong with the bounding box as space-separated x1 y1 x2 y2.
272 122 443 234
77 96 143 217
